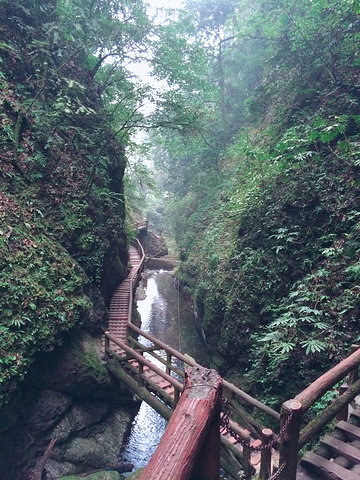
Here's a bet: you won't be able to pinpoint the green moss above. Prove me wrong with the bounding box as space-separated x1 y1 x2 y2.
0 196 93 406
58 472 121 480
78 349 109 384
127 468 145 479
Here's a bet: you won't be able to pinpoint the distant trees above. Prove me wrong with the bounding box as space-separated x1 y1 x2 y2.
145 0 360 402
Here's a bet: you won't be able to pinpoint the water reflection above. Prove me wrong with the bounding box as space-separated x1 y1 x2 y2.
120 269 208 473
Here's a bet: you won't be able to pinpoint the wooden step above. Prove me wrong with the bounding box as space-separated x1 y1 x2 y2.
320 435 360 463
336 422 360 442
297 464 320 480
301 452 360 480
350 409 360 424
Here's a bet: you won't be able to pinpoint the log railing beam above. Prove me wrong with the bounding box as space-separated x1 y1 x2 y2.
138 366 222 480
295 346 360 412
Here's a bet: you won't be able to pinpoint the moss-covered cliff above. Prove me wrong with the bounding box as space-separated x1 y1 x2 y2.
0 0 134 407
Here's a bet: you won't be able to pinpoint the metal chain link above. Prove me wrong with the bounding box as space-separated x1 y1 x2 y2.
267 461 287 480
220 397 293 452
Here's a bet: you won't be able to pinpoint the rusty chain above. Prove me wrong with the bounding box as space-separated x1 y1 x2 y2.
220 397 293 452
219 397 292 480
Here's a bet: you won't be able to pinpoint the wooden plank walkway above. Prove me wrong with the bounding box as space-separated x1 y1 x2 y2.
299 407 360 479
106 244 143 356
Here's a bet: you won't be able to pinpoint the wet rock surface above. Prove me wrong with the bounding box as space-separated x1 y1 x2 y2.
51 401 110 443
0 329 138 480
22 389 73 435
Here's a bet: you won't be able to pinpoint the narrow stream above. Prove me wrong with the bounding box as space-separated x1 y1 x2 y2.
119 268 209 473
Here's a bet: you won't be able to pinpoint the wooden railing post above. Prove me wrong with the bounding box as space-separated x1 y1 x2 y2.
104 333 109 361
242 431 252 480
138 366 222 480
166 353 172 376
336 345 359 421
260 428 273 480
138 352 144 376
126 323 131 346
349 345 360 385
174 387 180 406
278 399 302 480
336 384 349 421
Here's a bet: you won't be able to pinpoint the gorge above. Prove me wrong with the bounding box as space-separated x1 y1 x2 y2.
1 0 360 478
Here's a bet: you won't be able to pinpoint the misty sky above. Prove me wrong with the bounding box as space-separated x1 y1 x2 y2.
146 0 184 9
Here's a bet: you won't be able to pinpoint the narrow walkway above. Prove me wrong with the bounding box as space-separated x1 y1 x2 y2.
106 244 143 356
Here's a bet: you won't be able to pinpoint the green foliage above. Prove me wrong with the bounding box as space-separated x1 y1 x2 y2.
0 0 152 405
144 0 360 407
0 192 92 405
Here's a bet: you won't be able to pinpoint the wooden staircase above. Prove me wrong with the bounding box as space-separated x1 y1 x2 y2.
106 243 143 355
299 407 360 479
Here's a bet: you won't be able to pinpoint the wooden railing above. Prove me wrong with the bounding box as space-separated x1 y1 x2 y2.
138 365 222 480
131 238 146 287
276 345 360 480
105 322 360 480
126 238 146 328
105 323 281 480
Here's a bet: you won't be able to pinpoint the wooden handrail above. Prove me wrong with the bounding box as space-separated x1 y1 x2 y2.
132 237 146 274
138 366 222 480
128 322 279 421
125 238 146 337
105 332 183 395
299 377 360 449
295 346 360 412
127 336 185 378
127 279 133 326
128 322 196 365
223 381 280 421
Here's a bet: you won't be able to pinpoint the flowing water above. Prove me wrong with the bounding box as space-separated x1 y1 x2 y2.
119 268 209 473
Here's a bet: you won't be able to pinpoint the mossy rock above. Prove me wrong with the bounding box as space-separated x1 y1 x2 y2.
127 468 144 479
58 472 121 480
25 329 114 397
